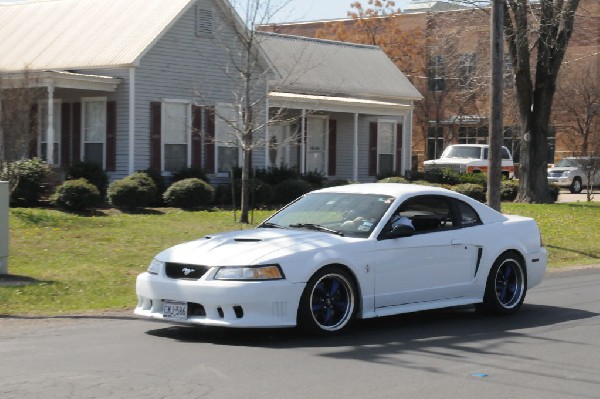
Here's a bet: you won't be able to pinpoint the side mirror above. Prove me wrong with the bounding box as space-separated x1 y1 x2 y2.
379 219 415 240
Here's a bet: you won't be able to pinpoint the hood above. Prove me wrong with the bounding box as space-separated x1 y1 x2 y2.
156 228 345 266
424 158 478 165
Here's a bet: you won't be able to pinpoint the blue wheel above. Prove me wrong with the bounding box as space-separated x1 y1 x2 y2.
481 252 526 314
298 267 357 334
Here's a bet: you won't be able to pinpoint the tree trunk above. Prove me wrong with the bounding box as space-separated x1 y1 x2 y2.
239 140 252 224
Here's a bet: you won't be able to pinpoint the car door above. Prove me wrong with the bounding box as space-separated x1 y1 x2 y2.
373 195 480 308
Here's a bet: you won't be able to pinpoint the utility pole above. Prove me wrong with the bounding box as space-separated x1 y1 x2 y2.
488 0 505 211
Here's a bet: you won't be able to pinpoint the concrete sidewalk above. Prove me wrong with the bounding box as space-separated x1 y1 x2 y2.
557 189 599 203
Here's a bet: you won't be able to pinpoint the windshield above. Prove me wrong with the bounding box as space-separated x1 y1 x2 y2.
442 146 482 159
262 192 395 238
555 158 577 167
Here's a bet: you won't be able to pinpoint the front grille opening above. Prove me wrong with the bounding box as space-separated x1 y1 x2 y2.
217 307 224 318
165 263 210 280
188 303 206 317
233 306 244 319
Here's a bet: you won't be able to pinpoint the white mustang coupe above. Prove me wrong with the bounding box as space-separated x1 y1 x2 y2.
135 183 547 334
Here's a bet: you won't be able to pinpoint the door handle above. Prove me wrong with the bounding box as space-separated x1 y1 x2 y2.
451 239 464 245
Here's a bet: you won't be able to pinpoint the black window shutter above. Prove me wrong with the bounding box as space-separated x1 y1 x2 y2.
328 119 337 176
150 102 162 171
191 105 202 169
369 122 377 176
106 102 117 171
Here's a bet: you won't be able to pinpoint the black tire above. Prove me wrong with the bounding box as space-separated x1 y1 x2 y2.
297 266 358 335
570 177 583 194
479 252 527 315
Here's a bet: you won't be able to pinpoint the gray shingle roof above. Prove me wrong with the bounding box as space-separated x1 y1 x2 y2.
257 32 422 101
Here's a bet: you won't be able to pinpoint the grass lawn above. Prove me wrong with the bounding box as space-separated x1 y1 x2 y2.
1 202 599 316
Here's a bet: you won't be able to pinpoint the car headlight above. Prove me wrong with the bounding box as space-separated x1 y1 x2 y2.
147 259 163 275
561 171 571 177
214 265 285 281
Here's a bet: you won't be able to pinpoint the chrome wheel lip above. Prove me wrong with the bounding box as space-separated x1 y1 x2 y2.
494 258 525 309
309 273 355 332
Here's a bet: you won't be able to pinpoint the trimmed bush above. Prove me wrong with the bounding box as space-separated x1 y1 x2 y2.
51 178 101 211
453 183 486 202
66 161 109 197
2 158 51 207
377 176 410 184
212 178 273 208
171 167 209 184
271 179 313 205
108 172 157 209
138 168 167 206
163 178 214 209
500 180 520 202
323 179 355 187
255 166 300 186
301 170 326 188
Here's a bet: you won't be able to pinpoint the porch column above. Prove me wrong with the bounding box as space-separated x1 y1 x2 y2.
128 67 136 175
353 113 359 181
265 83 270 168
47 85 55 165
301 109 306 173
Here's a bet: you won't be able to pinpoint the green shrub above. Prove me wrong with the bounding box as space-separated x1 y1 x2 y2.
255 165 300 185
2 158 51 207
163 178 214 209
171 167 209 184
301 170 326 188
377 176 410 184
212 178 273 208
501 180 520 202
453 183 486 202
138 168 167 206
271 179 313 205
66 161 109 197
323 179 355 187
51 178 101 211
107 172 157 209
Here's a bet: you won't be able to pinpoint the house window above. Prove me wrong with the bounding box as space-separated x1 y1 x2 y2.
38 100 61 164
82 98 106 167
459 53 477 90
458 126 487 144
428 55 445 92
427 125 445 160
377 121 396 176
215 104 241 175
306 116 328 174
162 101 190 172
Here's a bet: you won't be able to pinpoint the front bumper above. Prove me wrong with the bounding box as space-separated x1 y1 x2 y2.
547 176 572 187
135 272 305 328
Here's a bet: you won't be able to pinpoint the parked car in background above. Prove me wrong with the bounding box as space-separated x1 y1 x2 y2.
135 183 547 335
424 144 515 179
547 157 600 193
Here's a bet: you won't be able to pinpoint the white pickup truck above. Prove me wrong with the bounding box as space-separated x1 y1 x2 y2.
424 144 515 179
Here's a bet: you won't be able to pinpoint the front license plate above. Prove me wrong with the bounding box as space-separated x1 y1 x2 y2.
163 300 187 320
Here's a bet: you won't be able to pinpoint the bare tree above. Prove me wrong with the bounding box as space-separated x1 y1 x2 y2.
207 0 305 223
0 71 43 193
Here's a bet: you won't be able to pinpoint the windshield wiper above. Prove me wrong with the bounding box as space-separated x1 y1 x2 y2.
289 223 344 236
258 222 284 229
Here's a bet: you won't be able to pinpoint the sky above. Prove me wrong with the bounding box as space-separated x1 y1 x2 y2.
269 0 416 23
0 0 417 23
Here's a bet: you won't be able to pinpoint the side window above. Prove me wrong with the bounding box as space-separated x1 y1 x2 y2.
455 200 482 227
396 196 454 233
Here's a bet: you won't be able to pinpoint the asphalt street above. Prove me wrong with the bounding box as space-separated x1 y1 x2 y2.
1 267 599 399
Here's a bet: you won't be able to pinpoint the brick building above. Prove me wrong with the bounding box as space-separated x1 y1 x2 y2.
261 0 599 170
